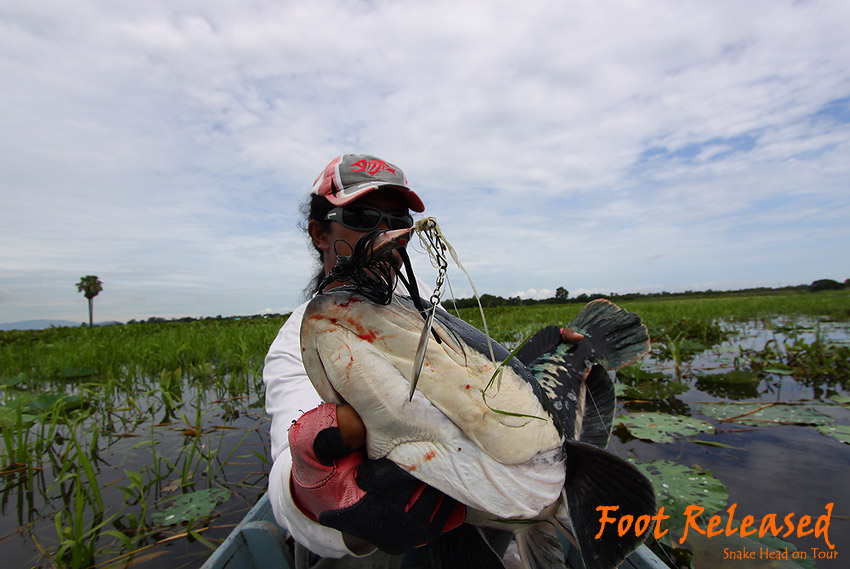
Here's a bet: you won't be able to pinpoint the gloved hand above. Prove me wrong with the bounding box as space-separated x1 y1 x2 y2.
288 403 466 555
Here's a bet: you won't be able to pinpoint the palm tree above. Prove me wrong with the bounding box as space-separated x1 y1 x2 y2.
76 275 103 327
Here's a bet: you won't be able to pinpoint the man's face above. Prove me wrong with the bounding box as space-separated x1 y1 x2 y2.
310 189 412 278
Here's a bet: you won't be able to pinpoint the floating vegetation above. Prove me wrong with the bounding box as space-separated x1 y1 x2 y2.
815 424 850 445
697 402 834 427
618 412 715 443
654 336 707 367
618 380 690 401
695 370 760 384
675 516 818 569
741 335 850 387
616 365 689 401
0 317 282 569
632 459 728 532
830 394 850 407
151 488 232 526
785 339 850 385
630 460 730 569
694 371 762 400
617 364 667 383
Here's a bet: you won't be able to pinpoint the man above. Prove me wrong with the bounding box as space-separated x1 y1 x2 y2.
264 155 464 569
264 154 583 568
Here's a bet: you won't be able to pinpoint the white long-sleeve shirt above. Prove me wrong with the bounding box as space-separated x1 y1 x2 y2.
263 279 432 558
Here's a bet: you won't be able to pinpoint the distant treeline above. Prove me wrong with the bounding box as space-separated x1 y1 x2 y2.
441 278 849 310
126 313 288 326
120 278 847 325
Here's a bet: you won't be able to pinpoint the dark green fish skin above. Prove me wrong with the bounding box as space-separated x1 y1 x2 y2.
407 297 657 569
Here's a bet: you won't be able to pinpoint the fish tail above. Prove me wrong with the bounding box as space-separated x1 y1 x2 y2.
568 299 651 370
561 442 657 569
513 522 568 569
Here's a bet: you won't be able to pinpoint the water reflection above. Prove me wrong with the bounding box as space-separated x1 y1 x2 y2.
694 374 762 400
614 318 850 568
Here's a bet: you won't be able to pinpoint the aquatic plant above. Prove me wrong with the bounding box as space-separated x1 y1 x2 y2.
617 412 714 444
697 402 834 427
0 318 279 568
1 292 848 568
740 334 850 387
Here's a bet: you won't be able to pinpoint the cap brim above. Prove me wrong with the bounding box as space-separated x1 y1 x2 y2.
323 182 425 213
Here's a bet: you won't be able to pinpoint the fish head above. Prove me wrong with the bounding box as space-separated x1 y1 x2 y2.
345 226 414 270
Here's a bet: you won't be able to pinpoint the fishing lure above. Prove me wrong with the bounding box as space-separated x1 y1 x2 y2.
316 218 503 400
408 218 502 400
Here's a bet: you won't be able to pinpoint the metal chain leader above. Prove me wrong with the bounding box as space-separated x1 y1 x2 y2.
418 218 449 307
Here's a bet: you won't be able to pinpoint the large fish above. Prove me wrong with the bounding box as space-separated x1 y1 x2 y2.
300 229 657 569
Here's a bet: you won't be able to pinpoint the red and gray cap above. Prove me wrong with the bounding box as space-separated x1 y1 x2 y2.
310 154 425 213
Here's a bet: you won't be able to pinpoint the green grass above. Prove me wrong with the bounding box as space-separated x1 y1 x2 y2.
0 316 287 569
0 316 288 383
452 290 850 347
1 290 848 568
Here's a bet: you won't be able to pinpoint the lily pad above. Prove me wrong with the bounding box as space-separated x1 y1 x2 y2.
815 424 850 445
0 373 28 388
695 370 760 384
632 459 728 532
620 381 689 401
828 395 850 407
0 406 37 428
28 393 84 414
614 383 629 398
616 365 667 383
678 516 817 569
60 367 99 379
618 412 714 443
698 402 834 426
761 364 794 375
0 393 84 425
151 488 231 526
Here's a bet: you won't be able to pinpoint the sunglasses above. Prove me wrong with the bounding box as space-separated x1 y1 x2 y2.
324 206 414 231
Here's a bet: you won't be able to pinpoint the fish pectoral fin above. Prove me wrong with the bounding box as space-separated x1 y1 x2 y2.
578 365 616 449
513 523 567 569
562 442 657 569
567 299 651 370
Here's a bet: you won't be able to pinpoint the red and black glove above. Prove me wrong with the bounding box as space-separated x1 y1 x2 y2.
288 403 466 555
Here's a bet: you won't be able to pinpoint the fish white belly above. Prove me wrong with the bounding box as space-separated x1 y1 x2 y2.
306 321 565 518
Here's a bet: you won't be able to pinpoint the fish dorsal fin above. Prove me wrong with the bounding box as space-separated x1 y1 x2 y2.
579 365 615 449
515 326 561 365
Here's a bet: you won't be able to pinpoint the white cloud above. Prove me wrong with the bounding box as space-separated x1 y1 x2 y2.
513 288 556 300
1 0 849 323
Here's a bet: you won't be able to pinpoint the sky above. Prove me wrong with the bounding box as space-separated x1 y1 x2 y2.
1 0 849 324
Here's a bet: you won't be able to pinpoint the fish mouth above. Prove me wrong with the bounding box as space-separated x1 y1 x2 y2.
367 227 414 261
355 226 414 271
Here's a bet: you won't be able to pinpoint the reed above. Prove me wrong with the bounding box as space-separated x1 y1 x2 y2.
0 317 281 568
